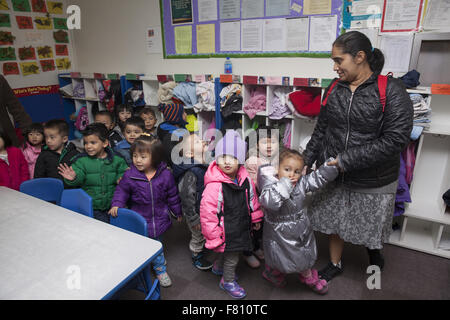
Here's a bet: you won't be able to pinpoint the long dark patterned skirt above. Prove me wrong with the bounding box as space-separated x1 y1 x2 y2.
309 181 395 250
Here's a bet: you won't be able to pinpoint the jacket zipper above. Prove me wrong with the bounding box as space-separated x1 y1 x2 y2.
342 92 354 184
149 180 156 238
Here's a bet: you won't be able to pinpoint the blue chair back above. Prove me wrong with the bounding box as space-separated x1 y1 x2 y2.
20 178 64 205
110 208 160 300
60 188 93 218
110 208 148 237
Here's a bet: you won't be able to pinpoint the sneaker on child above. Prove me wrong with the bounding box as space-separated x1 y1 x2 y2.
192 251 213 271
219 277 246 299
157 272 172 287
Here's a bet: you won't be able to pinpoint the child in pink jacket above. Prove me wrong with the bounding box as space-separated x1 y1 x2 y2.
200 130 263 299
20 123 44 178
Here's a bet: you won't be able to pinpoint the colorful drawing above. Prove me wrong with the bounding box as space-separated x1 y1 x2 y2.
3 62 20 75
12 0 31 12
55 44 68 56
0 13 10 27
55 57 70 70
31 0 47 12
53 30 68 43
39 59 55 72
34 16 52 29
0 47 17 61
53 17 67 30
37 45 53 58
16 16 33 29
47 1 63 14
0 31 15 45
20 61 40 75
18 46 36 60
0 0 9 11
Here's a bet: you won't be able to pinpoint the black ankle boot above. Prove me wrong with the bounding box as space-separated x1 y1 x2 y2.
367 248 384 270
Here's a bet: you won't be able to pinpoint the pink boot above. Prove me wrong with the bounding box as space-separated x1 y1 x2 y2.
298 269 328 295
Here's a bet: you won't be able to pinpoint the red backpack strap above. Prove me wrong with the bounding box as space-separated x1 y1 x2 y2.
321 78 339 107
377 74 388 112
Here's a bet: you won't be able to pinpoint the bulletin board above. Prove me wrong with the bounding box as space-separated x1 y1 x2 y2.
160 0 344 58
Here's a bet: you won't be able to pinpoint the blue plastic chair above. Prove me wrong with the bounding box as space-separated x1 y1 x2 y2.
19 178 64 205
60 188 93 218
110 208 161 300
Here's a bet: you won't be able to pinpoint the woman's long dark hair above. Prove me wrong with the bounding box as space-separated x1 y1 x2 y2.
333 31 385 75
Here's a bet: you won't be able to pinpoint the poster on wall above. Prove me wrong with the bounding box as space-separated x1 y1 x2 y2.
55 44 68 55
171 0 193 24
146 26 163 54
0 13 11 27
16 16 34 29
0 47 17 61
37 45 53 58
0 31 15 45
381 0 423 32
47 1 63 14
18 46 36 60
34 16 53 29
0 0 9 10
40 59 55 72
31 0 47 13
20 61 40 75
3 62 20 75
12 0 31 12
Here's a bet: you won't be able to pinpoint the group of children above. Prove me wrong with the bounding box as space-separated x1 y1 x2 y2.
0 102 340 299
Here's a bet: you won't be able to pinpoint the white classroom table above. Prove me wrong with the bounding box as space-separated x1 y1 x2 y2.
0 186 162 300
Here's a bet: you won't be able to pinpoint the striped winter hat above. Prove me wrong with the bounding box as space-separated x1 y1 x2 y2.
158 103 187 125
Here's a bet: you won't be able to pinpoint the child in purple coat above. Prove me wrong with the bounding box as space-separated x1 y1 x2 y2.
109 134 182 287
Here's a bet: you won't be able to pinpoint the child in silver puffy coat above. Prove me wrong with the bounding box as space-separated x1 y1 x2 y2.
257 149 338 294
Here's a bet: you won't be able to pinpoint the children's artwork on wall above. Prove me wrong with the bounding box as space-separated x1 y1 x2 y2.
34 16 52 29
53 30 68 43
0 13 10 26
18 46 36 60
0 47 17 61
53 17 67 30
55 44 68 55
12 0 31 12
0 31 16 45
0 0 9 10
3 62 20 75
37 45 53 58
20 61 40 75
55 57 70 70
31 0 47 12
16 15 33 29
39 59 55 72
47 1 63 14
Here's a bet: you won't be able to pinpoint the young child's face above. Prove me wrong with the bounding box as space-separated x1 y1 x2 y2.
278 156 304 186
141 113 157 131
44 128 68 153
118 110 132 123
95 114 114 130
28 131 44 146
184 134 206 162
132 151 152 172
83 134 108 158
123 124 143 144
217 155 240 178
258 137 279 158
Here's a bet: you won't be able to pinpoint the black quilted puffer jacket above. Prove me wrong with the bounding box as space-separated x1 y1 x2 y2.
303 73 413 189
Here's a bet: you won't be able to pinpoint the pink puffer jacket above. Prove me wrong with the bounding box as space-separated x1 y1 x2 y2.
200 160 263 253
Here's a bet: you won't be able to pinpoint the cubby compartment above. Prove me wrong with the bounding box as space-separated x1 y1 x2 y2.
83 79 97 100
242 84 267 118
438 224 450 253
266 85 293 120
425 94 450 135
141 78 160 106
71 78 85 99
406 133 450 225
291 117 316 153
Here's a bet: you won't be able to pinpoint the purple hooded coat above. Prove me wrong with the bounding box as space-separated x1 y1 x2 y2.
111 162 182 238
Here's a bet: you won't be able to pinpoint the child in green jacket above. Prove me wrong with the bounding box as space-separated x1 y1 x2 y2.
58 123 128 223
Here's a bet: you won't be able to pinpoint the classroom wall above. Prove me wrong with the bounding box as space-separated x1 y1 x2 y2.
70 0 337 78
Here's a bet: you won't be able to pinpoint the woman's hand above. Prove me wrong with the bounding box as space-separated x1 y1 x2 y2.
108 206 119 217
58 163 77 181
176 216 183 223
327 157 343 172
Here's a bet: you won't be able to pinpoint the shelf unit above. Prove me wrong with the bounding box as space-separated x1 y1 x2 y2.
58 73 112 139
388 91 450 259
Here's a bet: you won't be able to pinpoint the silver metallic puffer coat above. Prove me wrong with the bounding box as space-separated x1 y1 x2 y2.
257 160 338 274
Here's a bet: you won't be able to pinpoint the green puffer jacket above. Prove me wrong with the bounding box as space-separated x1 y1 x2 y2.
64 147 128 211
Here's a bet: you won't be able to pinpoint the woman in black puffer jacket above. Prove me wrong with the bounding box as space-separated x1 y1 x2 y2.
302 31 413 282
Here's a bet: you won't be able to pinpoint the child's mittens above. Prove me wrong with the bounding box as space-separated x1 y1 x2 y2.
278 177 294 199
